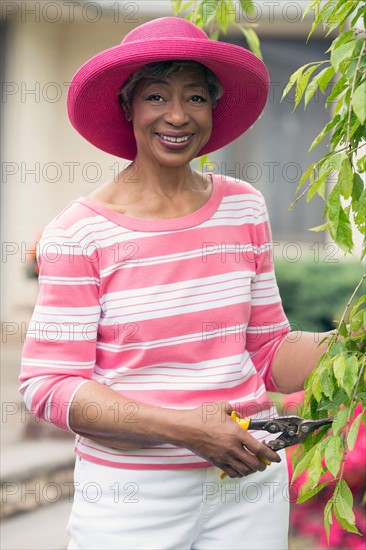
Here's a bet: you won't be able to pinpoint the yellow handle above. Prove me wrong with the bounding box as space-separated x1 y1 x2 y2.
230 411 251 430
220 412 271 479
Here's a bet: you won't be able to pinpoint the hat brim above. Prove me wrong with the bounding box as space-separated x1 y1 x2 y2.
67 37 269 160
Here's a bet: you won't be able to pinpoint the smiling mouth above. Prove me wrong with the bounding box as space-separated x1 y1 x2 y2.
156 133 192 143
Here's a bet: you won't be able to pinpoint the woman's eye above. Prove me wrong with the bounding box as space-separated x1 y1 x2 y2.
190 95 207 103
146 94 163 102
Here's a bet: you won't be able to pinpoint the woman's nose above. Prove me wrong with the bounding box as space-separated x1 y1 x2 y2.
164 98 189 126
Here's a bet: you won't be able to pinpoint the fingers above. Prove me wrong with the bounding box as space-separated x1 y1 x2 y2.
220 455 266 478
220 443 277 478
240 432 281 464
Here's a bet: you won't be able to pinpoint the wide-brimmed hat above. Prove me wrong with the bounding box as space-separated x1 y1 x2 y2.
67 16 269 160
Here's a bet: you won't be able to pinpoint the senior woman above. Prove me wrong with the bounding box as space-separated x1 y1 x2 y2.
19 17 330 550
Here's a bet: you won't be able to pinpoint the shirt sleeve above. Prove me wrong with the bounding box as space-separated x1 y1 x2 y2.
245 193 291 392
19 223 101 432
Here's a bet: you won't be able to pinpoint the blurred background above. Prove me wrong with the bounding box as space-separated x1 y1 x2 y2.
1 1 364 548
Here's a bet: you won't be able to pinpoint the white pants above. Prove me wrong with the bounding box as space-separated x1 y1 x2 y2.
67 454 289 550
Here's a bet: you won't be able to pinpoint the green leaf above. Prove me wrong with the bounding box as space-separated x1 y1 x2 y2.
239 27 262 59
199 154 216 171
353 82 366 124
306 0 323 41
317 65 335 94
332 93 346 117
322 0 343 25
329 30 354 52
343 356 359 399
326 151 347 172
307 165 332 201
333 354 347 385
309 222 329 232
311 369 322 402
345 58 359 80
334 479 359 530
326 0 358 33
332 408 348 435
354 189 366 234
338 159 353 200
309 115 341 152
336 207 354 254
295 65 320 109
292 443 318 482
209 30 219 40
218 0 236 32
350 294 366 319
198 0 220 26
326 75 347 107
297 480 331 504
308 446 323 486
239 0 255 16
324 499 333 543
356 155 366 173
334 506 362 535
171 0 182 16
329 340 346 357
320 368 334 399
347 411 364 451
179 0 195 14
303 0 319 21
350 116 361 140
330 40 356 72
296 162 316 192
304 79 319 108
281 65 305 101
325 436 342 477
326 183 341 241
351 5 365 26
350 308 365 332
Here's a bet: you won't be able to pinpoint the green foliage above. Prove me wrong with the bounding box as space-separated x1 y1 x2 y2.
298 288 366 539
275 259 365 332
281 1 366 540
171 0 263 57
172 0 366 539
282 0 366 258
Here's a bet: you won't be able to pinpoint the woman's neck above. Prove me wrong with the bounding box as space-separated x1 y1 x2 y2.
124 160 206 197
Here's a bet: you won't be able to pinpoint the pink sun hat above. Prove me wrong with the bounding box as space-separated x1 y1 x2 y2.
67 16 270 160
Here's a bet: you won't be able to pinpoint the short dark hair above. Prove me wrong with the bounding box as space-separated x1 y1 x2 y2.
119 60 223 120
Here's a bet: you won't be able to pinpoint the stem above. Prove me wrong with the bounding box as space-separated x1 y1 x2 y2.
330 273 366 344
346 40 366 153
290 181 315 208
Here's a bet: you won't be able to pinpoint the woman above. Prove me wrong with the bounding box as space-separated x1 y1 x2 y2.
19 17 330 549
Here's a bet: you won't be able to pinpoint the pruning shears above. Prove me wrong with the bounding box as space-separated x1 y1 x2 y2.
220 411 333 478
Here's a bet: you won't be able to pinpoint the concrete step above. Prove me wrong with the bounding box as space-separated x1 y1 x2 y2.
1 439 75 518
0 498 71 550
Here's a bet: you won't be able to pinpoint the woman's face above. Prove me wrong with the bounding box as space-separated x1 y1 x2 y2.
130 69 213 168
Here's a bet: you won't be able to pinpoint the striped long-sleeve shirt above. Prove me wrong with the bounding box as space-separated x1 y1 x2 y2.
19 174 291 469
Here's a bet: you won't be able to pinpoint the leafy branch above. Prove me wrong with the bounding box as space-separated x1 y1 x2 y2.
282 0 366 259
171 0 366 540
283 2 366 537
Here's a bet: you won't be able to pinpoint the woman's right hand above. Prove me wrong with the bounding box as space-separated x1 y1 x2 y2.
70 383 280 477
172 402 281 478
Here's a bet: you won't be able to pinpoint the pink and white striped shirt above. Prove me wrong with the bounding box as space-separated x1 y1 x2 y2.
19 174 291 469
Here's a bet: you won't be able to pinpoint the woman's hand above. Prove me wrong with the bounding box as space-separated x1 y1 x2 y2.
70 382 280 476
171 401 281 478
